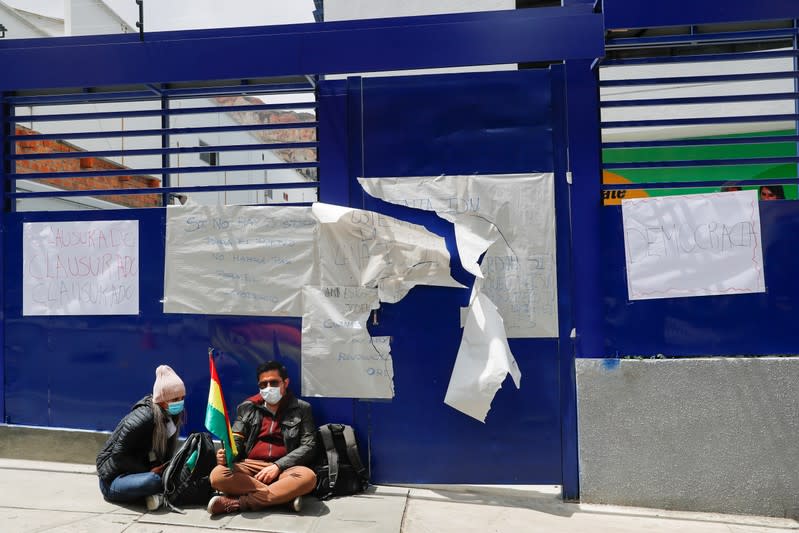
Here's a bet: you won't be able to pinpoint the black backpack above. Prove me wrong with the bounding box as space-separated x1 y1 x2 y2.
161 432 217 511
313 423 369 500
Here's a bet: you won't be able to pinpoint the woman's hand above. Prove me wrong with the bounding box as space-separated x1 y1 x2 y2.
150 463 167 475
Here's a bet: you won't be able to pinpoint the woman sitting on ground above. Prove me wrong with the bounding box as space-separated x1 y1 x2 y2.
96 365 186 510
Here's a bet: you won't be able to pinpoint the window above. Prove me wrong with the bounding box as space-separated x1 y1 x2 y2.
199 140 219 166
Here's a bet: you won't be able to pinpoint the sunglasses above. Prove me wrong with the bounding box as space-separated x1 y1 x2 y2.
258 379 283 388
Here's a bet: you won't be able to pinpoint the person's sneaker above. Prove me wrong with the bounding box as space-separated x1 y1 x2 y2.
207 495 241 515
144 494 163 511
290 496 303 513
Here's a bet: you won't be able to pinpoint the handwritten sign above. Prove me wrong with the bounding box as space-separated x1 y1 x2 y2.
301 285 393 398
359 174 557 338
163 204 317 316
313 203 464 303
622 190 765 300
23 220 139 316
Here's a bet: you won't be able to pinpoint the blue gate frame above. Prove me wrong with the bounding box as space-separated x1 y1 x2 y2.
567 0 799 361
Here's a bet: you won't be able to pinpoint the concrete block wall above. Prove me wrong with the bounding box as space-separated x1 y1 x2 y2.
0 425 108 464
576 357 799 518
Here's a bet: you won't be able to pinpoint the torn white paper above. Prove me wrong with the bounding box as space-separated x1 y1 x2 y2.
23 220 139 316
163 204 317 316
163 202 466 400
301 285 393 398
623 190 765 300
444 291 521 422
313 203 464 303
359 174 557 338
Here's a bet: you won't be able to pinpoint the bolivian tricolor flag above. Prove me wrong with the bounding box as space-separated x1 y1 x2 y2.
205 349 238 467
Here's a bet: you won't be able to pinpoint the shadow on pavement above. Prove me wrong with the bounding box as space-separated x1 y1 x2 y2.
404 485 577 518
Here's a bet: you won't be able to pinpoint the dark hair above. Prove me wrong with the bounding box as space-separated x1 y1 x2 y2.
256 361 288 380
760 185 785 199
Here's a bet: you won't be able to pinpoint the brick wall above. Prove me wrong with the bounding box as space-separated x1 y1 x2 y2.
14 125 162 208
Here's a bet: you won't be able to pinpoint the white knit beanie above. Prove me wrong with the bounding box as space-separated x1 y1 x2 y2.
152 365 185 403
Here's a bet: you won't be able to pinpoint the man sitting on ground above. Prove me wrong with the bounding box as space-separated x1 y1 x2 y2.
207 361 317 515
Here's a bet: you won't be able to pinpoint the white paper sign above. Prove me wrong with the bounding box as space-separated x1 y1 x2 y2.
164 204 317 316
359 174 557 338
313 203 464 303
444 291 521 422
301 286 393 398
23 220 139 316
622 190 765 300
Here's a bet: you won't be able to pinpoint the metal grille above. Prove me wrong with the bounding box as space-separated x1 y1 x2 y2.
599 19 799 204
5 79 319 211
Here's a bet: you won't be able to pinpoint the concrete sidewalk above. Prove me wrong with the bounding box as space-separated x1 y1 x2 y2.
0 459 796 533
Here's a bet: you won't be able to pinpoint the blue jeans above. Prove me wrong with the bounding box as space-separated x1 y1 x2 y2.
99 472 163 503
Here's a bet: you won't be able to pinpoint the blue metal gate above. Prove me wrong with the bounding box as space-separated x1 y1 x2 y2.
2 68 574 487
341 69 573 484
0 6 604 496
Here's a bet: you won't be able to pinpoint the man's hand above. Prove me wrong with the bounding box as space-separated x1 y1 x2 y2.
216 448 227 466
254 464 280 484
150 463 167 475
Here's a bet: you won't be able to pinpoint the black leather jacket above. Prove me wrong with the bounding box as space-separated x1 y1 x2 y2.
96 396 167 484
231 391 317 471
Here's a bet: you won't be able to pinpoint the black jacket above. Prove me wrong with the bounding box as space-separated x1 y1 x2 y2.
231 391 317 471
96 395 171 483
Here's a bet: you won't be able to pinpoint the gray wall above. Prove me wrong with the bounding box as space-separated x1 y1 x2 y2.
0 425 107 464
576 357 799 518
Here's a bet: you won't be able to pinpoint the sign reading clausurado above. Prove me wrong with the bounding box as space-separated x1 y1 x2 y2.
622 190 766 300
23 220 139 316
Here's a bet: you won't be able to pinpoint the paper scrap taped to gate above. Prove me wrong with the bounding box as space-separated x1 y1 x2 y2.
313 203 464 302
444 290 521 422
622 190 765 300
359 173 557 338
163 205 317 316
301 286 393 398
23 220 139 316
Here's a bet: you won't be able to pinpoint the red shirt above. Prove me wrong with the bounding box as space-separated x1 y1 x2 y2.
247 408 287 462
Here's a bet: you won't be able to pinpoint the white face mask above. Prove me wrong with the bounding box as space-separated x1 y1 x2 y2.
260 386 282 405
